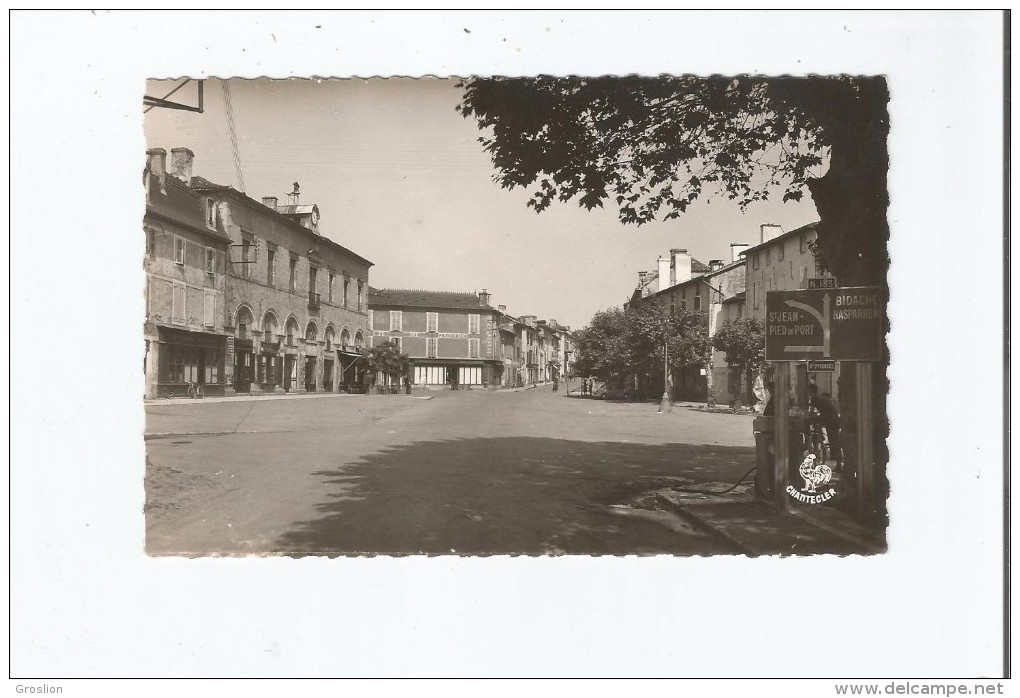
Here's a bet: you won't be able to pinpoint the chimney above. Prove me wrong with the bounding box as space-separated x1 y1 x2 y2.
730 243 750 262
478 289 491 306
709 259 724 272
760 223 784 243
170 147 194 185
145 148 167 194
671 248 692 285
498 304 507 313
657 255 670 292
262 196 278 209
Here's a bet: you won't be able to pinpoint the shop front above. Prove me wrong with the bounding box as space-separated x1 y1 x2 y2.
336 349 364 392
258 338 282 393
231 337 254 394
157 326 228 397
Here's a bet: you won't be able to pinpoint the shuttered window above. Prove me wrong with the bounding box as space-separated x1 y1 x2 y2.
426 337 438 358
174 237 185 265
469 338 480 358
172 282 186 324
203 292 215 327
390 311 402 331
427 312 438 332
468 314 480 334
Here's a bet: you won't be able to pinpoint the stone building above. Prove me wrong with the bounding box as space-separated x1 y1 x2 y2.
143 148 232 399
367 288 504 389
182 152 373 395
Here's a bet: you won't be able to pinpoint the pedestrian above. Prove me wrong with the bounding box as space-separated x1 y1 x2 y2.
552 377 559 392
404 375 411 395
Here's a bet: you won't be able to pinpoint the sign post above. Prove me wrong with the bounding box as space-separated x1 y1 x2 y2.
765 286 884 517
774 362 790 513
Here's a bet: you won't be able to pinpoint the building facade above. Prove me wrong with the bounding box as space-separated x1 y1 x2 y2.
367 288 504 389
741 221 838 403
184 153 373 396
143 148 233 399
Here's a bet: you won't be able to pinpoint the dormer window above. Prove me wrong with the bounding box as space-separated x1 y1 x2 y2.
205 199 216 229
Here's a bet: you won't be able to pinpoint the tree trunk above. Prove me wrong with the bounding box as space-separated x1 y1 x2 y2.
804 77 890 529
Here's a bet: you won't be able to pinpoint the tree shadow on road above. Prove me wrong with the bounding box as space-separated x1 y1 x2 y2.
275 437 757 557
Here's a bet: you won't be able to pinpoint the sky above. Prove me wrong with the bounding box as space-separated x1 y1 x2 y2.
145 77 820 329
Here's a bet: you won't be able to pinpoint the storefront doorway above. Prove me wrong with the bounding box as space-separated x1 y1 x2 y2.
322 359 334 392
304 356 317 392
283 354 296 392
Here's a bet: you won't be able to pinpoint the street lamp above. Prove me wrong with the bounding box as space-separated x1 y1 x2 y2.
658 332 671 414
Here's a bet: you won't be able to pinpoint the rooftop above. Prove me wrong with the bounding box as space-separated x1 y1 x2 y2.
739 221 819 256
189 175 372 268
368 288 493 310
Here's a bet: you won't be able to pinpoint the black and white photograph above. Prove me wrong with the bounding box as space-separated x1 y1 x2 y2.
142 74 890 557
10 9 1008 687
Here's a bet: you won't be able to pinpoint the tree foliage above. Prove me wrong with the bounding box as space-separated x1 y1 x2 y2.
572 304 709 382
711 317 766 377
457 75 889 286
366 340 410 379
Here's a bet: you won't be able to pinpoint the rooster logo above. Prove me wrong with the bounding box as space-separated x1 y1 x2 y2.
798 454 833 493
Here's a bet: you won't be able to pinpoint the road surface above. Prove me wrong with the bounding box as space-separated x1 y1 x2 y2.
145 387 758 556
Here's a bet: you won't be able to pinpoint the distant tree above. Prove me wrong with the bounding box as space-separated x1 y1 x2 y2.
712 317 767 403
571 308 630 381
366 341 409 386
627 302 711 384
572 304 709 392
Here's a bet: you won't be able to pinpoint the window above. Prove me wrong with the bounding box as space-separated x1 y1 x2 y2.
205 199 216 228
753 283 760 309
427 312 438 332
203 291 215 327
289 256 298 291
392 337 402 353
753 251 760 270
203 349 220 384
777 241 785 261
168 345 198 383
343 277 350 307
357 281 363 311
468 314 480 334
174 237 185 265
459 366 482 385
241 239 252 279
309 266 318 295
800 233 807 253
267 248 276 285
390 311 402 331
328 272 335 303
694 295 702 312
172 282 186 324
205 247 216 275
765 247 771 265
469 338 480 358
426 337 438 358
680 299 687 311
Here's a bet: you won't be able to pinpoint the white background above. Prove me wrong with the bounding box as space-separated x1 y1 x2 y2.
7 9 1009 685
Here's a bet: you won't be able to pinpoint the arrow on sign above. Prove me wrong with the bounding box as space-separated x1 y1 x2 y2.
783 293 830 356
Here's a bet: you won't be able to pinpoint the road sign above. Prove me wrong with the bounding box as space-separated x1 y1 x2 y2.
808 277 836 289
807 360 836 372
765 286 884 361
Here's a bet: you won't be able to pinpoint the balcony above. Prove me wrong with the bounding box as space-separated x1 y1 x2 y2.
308 292 321 310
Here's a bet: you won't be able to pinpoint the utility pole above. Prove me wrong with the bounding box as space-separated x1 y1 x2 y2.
658 331 671 414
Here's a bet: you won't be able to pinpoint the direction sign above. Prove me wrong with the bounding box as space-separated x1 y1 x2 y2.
765 286 884 361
